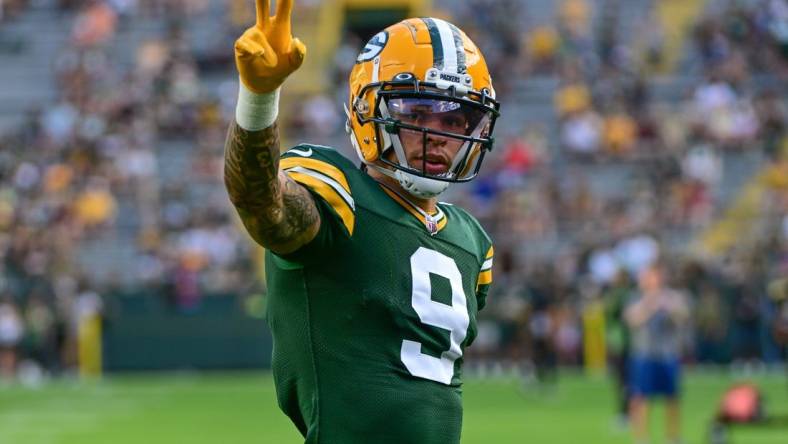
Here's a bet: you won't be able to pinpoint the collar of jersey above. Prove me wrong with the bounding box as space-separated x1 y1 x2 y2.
377 181 448 234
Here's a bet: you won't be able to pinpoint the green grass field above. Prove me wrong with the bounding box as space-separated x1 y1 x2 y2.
1 371 786 444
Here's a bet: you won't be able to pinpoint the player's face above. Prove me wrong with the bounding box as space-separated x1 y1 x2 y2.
387 98 478 176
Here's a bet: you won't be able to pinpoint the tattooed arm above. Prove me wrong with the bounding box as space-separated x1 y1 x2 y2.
224 121 321 254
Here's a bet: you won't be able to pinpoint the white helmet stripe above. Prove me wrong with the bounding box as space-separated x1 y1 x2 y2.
421 18 445 69
432 18 459 73
448 23 467 74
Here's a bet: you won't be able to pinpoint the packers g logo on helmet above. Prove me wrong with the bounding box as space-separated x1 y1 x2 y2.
357 31 388 63
345 18 500 199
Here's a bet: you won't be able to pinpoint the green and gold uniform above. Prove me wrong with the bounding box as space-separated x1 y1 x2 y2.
265 145 494 444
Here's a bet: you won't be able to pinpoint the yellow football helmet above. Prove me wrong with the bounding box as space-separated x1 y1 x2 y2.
346 17 500 198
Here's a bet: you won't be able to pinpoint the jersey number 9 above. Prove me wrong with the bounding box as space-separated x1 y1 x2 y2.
401 247 470 385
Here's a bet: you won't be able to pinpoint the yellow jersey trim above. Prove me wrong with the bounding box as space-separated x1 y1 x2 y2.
379 185 448 233
286 171 355 235
280 157 351 194
477 269 492 286
477 245 494 288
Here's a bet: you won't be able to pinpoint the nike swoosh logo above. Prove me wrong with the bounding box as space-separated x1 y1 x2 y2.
288 148 313 157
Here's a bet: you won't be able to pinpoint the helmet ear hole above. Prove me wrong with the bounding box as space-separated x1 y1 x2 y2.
354 98 370 115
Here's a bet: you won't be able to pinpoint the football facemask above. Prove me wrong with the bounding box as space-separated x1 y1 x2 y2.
358 80 499 184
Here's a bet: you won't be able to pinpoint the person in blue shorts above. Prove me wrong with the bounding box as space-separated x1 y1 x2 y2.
626 264 690 444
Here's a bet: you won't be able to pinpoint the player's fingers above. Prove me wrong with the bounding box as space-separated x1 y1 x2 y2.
235 39 253 56
235 38 264 57
255 0 270 29
289 37 306 67
274 0 293 26
259 36 278 66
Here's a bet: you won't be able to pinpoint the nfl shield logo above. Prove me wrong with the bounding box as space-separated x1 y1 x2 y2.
425 217 438 235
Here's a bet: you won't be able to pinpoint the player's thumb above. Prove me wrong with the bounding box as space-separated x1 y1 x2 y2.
289 38 306 69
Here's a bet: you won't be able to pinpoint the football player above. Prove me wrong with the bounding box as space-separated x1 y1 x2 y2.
224 1 500 442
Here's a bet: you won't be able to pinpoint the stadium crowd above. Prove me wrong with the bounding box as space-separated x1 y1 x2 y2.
0 0 257 377
0 0 786 381
450 0 788 371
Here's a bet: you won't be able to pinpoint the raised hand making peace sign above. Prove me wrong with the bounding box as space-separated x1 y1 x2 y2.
234 0 306 94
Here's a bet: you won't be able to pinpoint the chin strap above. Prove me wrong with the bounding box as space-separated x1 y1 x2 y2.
366 162 450 199
395 169 450 199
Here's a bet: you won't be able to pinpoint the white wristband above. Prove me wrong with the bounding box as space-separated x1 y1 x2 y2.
235 80 280 131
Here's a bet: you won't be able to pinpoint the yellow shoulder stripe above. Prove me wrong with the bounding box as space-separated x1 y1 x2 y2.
485 246 494 259
281 157 350 194
477 269 493 286
286 171 355 235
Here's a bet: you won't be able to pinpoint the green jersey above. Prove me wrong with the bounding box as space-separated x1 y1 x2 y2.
265 145 494 444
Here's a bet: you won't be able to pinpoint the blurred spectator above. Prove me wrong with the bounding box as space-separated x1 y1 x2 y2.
589 244 620 285
681 140 722 188
730 278 763 363
692 0 788 75
525 265 559 385
604 270 635 425
559 0 591 39
768 277 788 346
0 296 23 379
555 81 592 118
602 110 638 156
526 26 560 72
561 110 602 158
626 264 690 444
72 0 118 48
554 299 582 366
693 77 737 116
616 233 659 278
73 179 117 228
172 254 203 312
23 295 58 372
499 129 548 179
695 280 731 364
754 90 787 159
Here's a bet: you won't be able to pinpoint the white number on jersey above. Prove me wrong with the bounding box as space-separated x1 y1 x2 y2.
401 247 470 385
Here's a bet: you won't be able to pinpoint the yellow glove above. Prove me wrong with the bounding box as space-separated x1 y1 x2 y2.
234 0 306 94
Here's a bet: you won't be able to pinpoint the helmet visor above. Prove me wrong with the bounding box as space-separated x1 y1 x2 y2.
378 96 493 182
386 97 489 138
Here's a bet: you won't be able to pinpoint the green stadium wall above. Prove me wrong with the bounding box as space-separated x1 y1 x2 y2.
101 293 273 371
